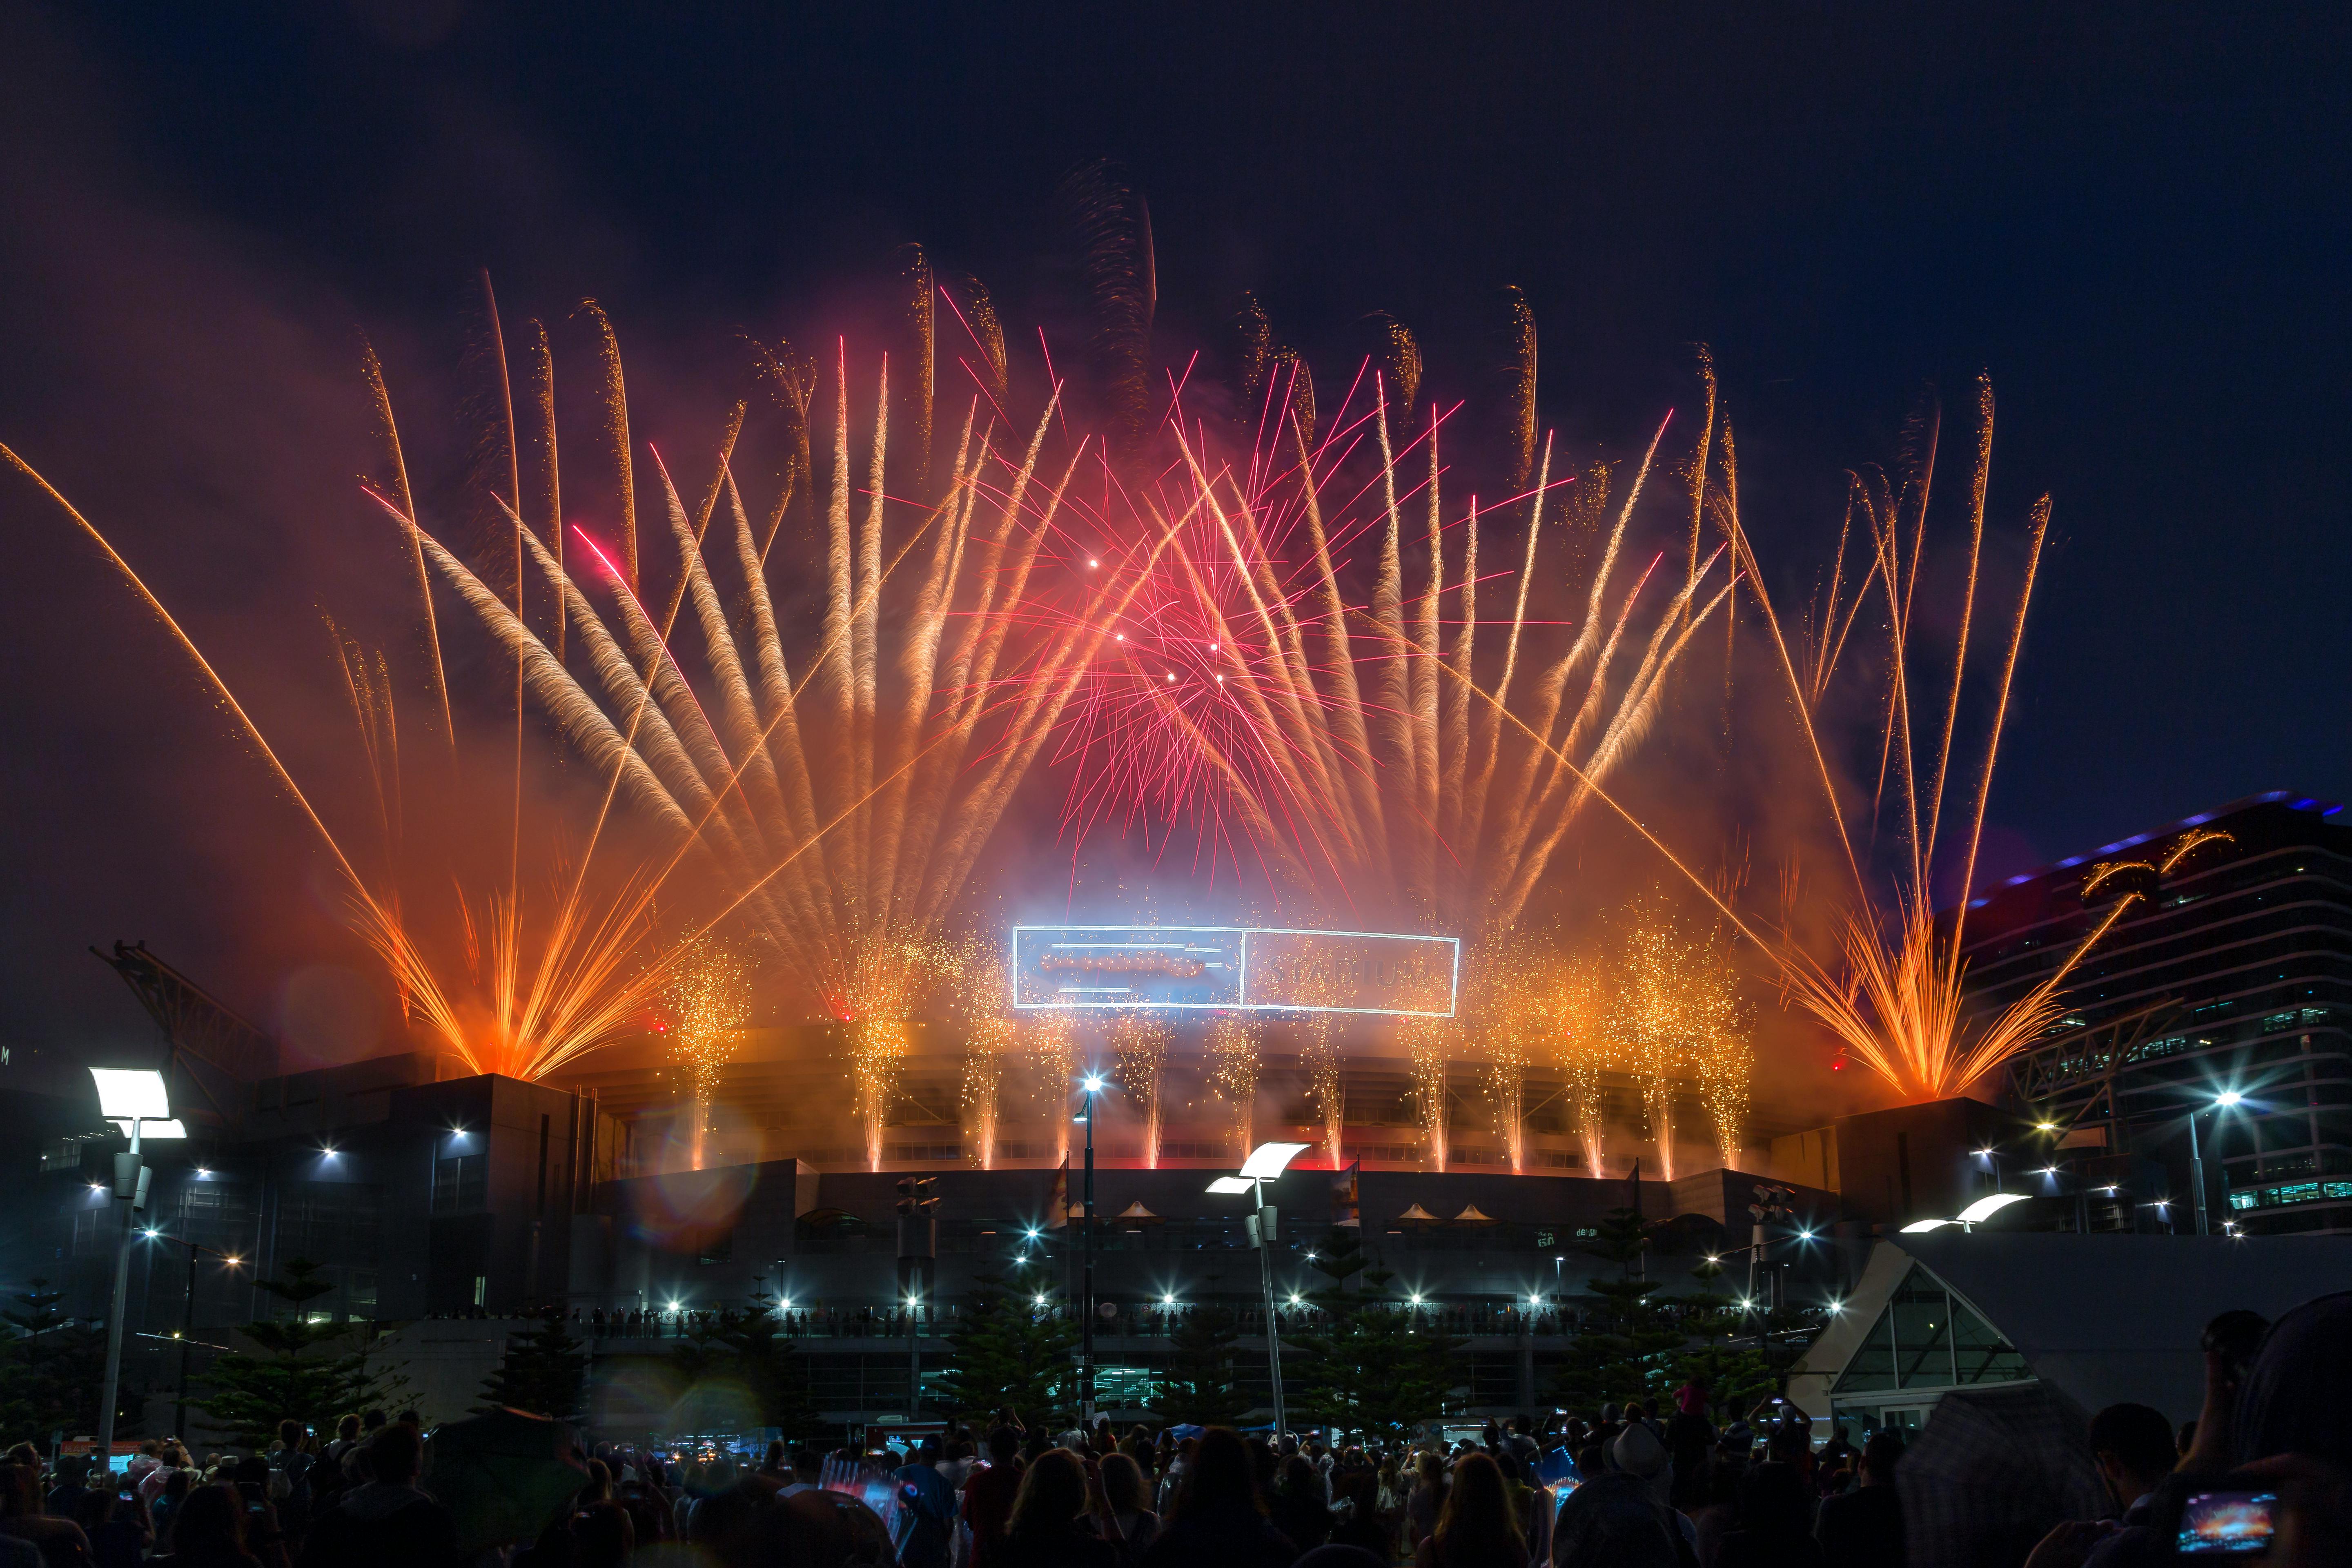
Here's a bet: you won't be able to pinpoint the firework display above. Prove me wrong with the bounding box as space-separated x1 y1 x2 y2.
661 934 753 1169
5 231 2126 1188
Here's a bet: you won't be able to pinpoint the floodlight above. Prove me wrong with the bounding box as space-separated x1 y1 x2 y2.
1034 1294 1048 1307
1408 1294 1424 1306
90 1068 169 1121
2214 1090 2244 1107
1239 1141 1311 1180
1955 1192 2029 1225
1082 1075 1106 1093
1900 1218 1958 1233
108 1119 186 1140
1796 1229 1815 1241
1205 1176 1255 1195
2036 1122 2057 1132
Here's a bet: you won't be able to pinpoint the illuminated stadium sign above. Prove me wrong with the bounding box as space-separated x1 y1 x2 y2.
1010 926 1460 1017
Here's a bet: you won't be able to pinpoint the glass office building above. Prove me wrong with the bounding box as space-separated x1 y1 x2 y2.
1962 795 2352 1235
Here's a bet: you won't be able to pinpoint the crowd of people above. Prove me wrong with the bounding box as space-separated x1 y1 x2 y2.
0 1409 455 1568
2 1288 2344 1567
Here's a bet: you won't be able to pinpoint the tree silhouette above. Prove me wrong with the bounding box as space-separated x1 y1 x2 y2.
1284 1229 1463 1444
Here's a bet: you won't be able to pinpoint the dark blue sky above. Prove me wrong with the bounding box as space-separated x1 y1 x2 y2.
1 2 2345 1082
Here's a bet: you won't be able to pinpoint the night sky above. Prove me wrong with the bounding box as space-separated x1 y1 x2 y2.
2 4 2345 1090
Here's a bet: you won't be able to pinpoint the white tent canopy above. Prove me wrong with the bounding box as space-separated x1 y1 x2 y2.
1791 1232 2347 1428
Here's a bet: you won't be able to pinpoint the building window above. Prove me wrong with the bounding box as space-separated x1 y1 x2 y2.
473 1275 487 1307
71 1207 112 1257
433 1155 486 1215
1834 1266 2028 1394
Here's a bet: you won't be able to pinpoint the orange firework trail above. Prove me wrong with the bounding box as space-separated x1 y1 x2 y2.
1722 375 2094 1100
1 443 708 1083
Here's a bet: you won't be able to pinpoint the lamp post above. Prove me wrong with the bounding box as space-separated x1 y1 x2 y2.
1208 1140 1309 1440
2188 1091 2243 1237
89 1068 179 1461
1078 1074 1104 1424
140 1227 241 1440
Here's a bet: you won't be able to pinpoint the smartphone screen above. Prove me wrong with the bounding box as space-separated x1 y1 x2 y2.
2178 1491 2276 1555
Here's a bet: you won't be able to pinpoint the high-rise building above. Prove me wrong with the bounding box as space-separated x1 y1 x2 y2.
1961 794 2351 1235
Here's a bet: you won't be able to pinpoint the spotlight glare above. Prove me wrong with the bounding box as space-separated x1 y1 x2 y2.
2215 1091 2244 1107
1082 1075 1105 1093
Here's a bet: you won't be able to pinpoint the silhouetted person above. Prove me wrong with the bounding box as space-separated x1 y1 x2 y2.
296 1424 456 1568
1140 1428 1296 1568
1816 1430 1905 1568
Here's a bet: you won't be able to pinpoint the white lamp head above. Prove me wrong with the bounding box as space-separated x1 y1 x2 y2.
1239 1141 1311 1180
90 1068 170 1120
1205 1176 1255 1195
1900 1218 1959 1233
109 1119 187 1140
1955 1192 2030 1225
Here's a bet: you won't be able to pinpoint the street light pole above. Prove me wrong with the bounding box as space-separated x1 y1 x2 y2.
1206 1143 1307 1443
2188 1107 2209 1236
1080 1076 1099 1426
90 1068 176 1463
1253 1172 1285 1440
98 1115 143 1461
178 1245 198 1440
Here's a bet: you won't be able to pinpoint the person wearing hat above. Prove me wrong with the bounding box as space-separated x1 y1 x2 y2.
1551 1423 1698 1568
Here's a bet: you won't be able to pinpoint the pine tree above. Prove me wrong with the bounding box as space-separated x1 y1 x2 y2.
1155 1303 1250 1425
0 1281 140 1441
1550 1207 1688 1410
933 1273 1077 1426
1284 1229 1464 1445
481 1307 591 1423
195 1258 406 1446
0 1279 69 1438
668 1285 821 1441
1670 1254 1775 1416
